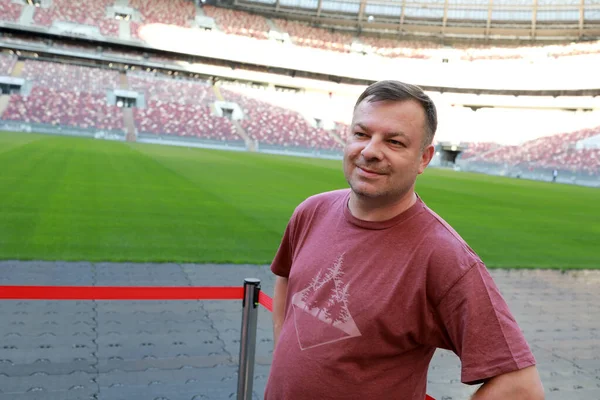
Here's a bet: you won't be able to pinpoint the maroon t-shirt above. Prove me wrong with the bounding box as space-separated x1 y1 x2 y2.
265 189 535 400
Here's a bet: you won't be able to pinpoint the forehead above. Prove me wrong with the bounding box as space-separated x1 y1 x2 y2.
352 99 426 133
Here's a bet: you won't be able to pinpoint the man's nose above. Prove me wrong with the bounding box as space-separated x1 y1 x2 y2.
360 138 384 161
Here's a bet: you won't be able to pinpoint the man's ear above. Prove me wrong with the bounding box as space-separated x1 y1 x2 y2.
418 145 435 174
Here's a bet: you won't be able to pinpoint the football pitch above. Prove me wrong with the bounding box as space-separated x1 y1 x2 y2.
1 131 598 269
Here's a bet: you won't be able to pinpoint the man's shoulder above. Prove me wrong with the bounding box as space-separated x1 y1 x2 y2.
295 188 349 214
418 200 482 268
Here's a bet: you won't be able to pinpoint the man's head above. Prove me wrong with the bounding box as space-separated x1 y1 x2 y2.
353 80 437 149
343 80 437 205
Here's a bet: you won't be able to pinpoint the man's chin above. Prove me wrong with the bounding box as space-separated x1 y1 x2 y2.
349 184 384 199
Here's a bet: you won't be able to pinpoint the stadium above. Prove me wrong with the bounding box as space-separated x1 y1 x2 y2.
0 0 600 399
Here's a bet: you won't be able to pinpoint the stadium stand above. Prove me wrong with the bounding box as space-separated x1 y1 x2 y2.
537 148 600 175
220 85 342 150
127 72 216 104
202 5 270 40
1 60 123 131
459 142 498 160
133 101 237 140
127 5 600 60
127 72 238 141
357 37 442 59
464 126 600 174
130 0 196 38
20 60 120 93
272 18 354 53
3 1 600 60
3 87 124 130
0 0 22 22
0 53 16 75
32 0 120 38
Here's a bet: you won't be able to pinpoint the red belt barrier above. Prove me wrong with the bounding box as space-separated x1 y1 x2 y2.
259 291 273 312
0 285 245 301
0 285 278 311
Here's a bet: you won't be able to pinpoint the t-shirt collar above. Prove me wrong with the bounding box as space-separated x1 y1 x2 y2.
342 190 425 230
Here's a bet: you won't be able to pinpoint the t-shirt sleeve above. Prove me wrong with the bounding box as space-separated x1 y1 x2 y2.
435 262 536 385
270 212 297 278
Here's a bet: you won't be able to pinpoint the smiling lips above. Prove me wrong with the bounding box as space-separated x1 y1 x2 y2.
357 166 386 176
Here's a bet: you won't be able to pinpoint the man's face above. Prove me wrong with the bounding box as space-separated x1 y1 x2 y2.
343 98 434 203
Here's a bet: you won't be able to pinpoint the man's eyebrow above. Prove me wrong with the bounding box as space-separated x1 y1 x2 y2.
354 123 370 132
383 131 409 141
354 123 410 142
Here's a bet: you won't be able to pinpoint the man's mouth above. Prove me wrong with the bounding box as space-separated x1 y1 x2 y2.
357 166 385 175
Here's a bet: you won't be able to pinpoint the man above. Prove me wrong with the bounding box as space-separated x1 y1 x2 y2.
265 80 544 400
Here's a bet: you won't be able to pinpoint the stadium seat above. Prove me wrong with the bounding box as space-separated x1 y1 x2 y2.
129 0 196 40
221 86 342 150
273 18 354 53
459 142 498 160
202 5 270 40
359 36 442 59
465 126 600 174
32 0 120 37
0 0 23 22
21 60 120 93
0 53 17 75
4 87 124 131
2 60 123 131
128 72 238 141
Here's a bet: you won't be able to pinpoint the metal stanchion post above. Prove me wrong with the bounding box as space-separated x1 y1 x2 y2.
237 278 260 400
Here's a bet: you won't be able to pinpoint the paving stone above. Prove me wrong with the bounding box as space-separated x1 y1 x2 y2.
0 261 93 286
96 355 234 373
0 370 95 393
0 359 96 377
0 390 97 400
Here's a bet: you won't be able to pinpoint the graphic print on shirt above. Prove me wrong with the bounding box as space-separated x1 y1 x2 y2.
291 254 362 350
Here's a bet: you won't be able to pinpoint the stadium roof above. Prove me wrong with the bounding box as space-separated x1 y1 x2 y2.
227 0 600 41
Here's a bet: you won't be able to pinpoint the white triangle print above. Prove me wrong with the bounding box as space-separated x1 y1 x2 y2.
292 254 362 350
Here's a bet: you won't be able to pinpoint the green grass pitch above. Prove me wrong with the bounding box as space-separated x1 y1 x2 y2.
1 131 598 269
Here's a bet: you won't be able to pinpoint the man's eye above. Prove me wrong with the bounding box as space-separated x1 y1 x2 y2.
389 140 404 146
354 132 367 138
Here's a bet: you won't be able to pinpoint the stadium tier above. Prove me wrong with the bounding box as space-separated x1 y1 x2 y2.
127 72 237 140
0 53 16 75
461 126 600 175
3 87 124 130
129 0 197 39
20 60 120 93
131 0 195 27
0 0 22 22
1 60 124 131
134 101 238 140
127 72 216 105
220 86 342 150
32 0 120 38
1 0 600 60
272 18 354 53
202 5 270 40
458 142 498 160
357 37 441 59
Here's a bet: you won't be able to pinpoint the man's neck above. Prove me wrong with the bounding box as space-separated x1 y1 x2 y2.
348 190 417 222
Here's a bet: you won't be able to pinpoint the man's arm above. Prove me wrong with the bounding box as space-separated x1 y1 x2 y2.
272 276 288 349
471 366 544 400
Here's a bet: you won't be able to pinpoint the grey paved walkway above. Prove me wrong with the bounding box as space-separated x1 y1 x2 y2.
0 262 599 400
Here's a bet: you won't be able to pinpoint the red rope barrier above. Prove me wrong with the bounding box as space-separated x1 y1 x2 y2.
0 286 244 300
259 291 273 312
